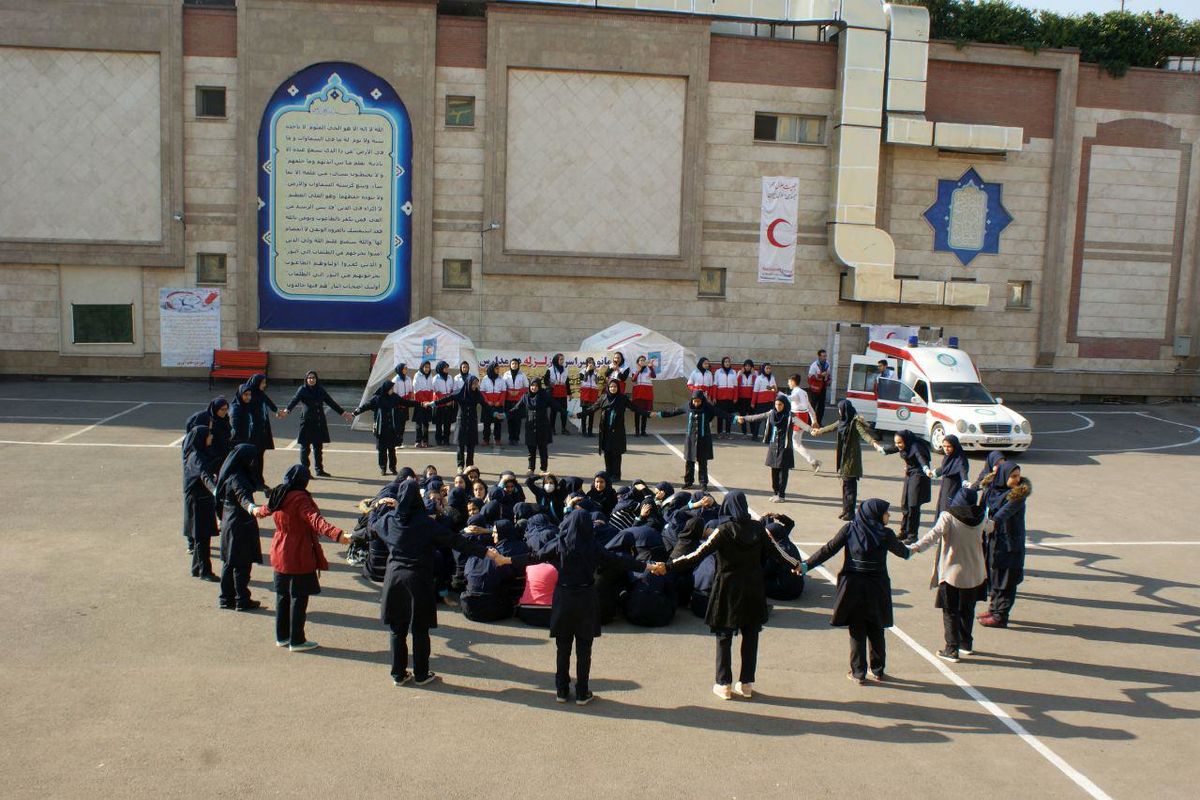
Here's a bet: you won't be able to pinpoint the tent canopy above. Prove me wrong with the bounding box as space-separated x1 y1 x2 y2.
578 321 697 381
353 316 477 431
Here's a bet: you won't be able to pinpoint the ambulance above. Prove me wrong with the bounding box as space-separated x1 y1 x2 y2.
845 337 1032 452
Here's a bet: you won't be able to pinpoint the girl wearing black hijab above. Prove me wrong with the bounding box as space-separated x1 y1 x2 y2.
803 498 912 684
713 356 738 439
630 355 655 437
738 392 807 503
247 374 278 488
284 371 352 477
412 361 436 448
265 464 350 651
577 378 651 481
811 399 879 520
930 434 970 513
505 377 556 474
577 357 600 437
431 374 494 471
480 360 506 446
979 461 1030 629
658 390 733 492
874 430 932 544
353 380 421 476
369 481 503 685
431 361 455 446
185 396 232 464
182 425 220 580
655 491 803 700
586 471 619 517
215 443 270 610
909 486 988 661
545 353 572 435
603 351 630 395
519 508 649 704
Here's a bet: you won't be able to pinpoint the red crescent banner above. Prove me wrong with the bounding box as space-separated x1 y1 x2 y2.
758 176 798 284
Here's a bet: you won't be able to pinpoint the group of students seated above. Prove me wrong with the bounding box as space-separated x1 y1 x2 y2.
346 463 807 629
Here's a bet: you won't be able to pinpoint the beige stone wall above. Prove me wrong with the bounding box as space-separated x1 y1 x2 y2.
0 267 59 352
0 47 163 243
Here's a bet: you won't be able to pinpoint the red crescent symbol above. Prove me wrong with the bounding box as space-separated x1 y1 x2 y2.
766 218 792 248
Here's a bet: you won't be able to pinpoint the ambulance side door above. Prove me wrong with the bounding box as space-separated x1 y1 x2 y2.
846 355 879 422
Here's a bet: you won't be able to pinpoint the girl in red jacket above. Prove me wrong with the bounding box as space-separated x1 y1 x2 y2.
266 464 350 651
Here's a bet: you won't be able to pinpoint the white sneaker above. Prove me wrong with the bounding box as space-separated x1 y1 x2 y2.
289 641 319 652
959 647 974 655
712 683 733 700
767 495 779 503
812 460 822 474
733 682 753 699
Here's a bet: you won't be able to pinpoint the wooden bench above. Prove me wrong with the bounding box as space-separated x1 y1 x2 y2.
210 349 269 389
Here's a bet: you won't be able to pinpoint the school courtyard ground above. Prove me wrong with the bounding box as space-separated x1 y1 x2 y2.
1 378 1197 800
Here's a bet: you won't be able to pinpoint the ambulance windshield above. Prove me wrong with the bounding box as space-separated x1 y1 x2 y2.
931 382 997 405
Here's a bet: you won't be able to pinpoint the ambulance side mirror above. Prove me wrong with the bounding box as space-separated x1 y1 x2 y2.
995 396 1004 405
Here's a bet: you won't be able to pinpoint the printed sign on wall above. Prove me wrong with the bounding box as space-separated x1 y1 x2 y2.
160 288 220 367
757 176 799 284
922 168 1013 266
257 62 412 332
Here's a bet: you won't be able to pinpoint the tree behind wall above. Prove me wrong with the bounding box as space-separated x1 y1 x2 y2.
910 1 1200 76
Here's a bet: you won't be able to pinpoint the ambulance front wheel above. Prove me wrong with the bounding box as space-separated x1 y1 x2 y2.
930 423 946 450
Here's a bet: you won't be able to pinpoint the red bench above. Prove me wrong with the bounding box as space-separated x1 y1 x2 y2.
210 349 269 389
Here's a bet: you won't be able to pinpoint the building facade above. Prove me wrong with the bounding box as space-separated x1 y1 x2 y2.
1 0 1198 399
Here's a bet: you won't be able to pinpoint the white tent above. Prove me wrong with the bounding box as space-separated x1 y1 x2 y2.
578 321 697 381
353 317 477 432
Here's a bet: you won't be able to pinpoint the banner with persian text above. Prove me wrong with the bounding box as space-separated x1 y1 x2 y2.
757 176 799 284
160 288 221 368
257 62 412 332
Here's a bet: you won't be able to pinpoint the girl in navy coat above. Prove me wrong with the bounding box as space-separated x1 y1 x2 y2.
284 371 352 477
979 462 1030 628
431 374 494 471
215 443 270 610
182 426 220 580
577 378 651 481
185 397 232 464
352 380 421 476
738 392 807 503
930 434 970 513
875 430 932 544
658 391 733 492
505 378 556 474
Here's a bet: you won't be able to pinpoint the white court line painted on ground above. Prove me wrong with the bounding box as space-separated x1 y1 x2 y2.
51 402 149 444
0 396 197 405
0 440 175 449
1030 412 1200 453
168 434 186 447
652 432 1114 800
1029 412 1095 435
0 415 104 421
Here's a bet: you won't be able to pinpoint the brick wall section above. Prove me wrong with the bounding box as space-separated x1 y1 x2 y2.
182 7 236 58
436 17 486 69
709 35 836 90
1077 65 1200 114
925 60 1056 141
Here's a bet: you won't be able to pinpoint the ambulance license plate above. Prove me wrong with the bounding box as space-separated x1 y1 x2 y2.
984 437 1010 446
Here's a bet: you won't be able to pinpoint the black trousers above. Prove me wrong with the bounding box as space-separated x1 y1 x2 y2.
388 570 434 681
715 626 760 685
191 536 214 577
989 567 1023 621
376 443 396 472
900 504 922 541
527 441 548 472
219 561 253 607
717 400 736 434
414 419 429 445
581 411 595 436
274 573 312 645
848 618 886 678
507 406 523 444
806 389 826 426
555 634 594 694
456 443 475 470
300 442 324 471
436 407 453 445
482 412 502 443
685 459 709 487
841 478 859 517
736 398 753 434
604 452 622 481
940 584 977 649
550 398 570 433
770 468 790 497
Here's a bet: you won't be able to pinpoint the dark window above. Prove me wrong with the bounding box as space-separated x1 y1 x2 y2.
698 267 726 298
195 86 227 119
930 382 997 405
442 259 472 290
754 112 824 145
849 363 873 392
912 380 929 403
876 378 901 402
72 304 134 344
196 253 227 284
445 96 476 128
1007 280 1032 309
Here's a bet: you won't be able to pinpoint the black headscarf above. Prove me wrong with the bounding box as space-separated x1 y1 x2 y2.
267 464 311 512
215 443 257 500
457 374 481 400
719 490 752 524
697 357 710 372
394 362 408 379
181 424 209 460
374 380 394 399
436 361 449 378
948 486 985 526
987 462 1023 513
939 434 970 482
837 398 857 433
847 498 890 554
208 396 229 419
493 519 521 543
485 361 499 381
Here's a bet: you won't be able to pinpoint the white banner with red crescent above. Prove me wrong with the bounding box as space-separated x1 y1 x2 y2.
757 176 799 284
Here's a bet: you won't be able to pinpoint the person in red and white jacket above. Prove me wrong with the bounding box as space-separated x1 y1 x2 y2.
713 356 739 439
603 351 630 395
431 361 455 447
577 357 600 437
544 352 572 436
480 360 507 446
631 355 656 437
735 358 758 439
504 358 529 446
750 362 777 440
687 357 714 405
411 361 436 448
392 362 415 448
786 373 821 473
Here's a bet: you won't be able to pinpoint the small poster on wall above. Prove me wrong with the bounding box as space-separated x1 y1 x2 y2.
160 288 221 368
